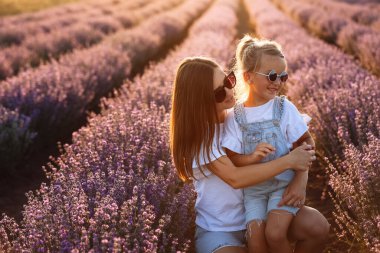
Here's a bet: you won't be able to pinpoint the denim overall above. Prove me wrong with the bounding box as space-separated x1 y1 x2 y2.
234 96 298 222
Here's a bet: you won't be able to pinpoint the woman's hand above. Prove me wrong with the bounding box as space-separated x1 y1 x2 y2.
287 143 315 171
278 172 307 207
249 142 275 163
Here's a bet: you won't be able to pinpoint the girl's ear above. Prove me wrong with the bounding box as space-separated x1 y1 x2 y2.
243 71 252 84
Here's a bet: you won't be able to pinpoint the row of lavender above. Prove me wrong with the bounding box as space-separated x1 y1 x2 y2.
0 0 155 80
246 0 379 251
0 0 240 251
299 0 380 31
269 0 380 77
337 0 380 6
0 0 120 26
0 0 205 172
0 0 145 48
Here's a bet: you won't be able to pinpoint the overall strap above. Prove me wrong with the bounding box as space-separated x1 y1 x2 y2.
233 103 248 130
272 95 286 121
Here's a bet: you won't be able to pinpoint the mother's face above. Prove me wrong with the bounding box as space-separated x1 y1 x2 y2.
213 67 235 112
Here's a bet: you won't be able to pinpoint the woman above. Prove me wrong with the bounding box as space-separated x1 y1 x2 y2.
169 56 329 253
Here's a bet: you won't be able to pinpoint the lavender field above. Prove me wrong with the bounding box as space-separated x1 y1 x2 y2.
0 0 379 252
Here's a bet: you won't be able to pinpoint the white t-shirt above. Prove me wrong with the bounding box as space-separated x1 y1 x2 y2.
192 124 245 231
222 98 310 154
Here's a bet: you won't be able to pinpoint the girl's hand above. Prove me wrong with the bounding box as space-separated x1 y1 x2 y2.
287 143 315 171
250 142 275 163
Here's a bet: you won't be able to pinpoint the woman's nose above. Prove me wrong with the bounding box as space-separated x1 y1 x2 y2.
225 86 234 96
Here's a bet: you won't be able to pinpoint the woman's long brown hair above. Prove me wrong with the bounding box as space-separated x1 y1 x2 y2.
170 57 222 182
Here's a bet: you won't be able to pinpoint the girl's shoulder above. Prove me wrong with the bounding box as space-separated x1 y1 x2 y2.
279 96 298 111
279 96 309 122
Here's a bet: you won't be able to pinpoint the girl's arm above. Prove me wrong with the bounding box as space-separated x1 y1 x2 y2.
292 131 315 150
279 131 315 207
225 143 276 167
207 143 314 189
292 131 315 184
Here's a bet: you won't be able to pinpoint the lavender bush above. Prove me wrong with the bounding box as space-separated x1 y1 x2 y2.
0 106 36 174
327 134 380 252
245 0 380 251
0 103 195 252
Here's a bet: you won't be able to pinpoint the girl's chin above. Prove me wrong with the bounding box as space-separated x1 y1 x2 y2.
266 92 277 99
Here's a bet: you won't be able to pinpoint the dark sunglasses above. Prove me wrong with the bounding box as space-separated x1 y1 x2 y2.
255 70 288 83
214 71 236 103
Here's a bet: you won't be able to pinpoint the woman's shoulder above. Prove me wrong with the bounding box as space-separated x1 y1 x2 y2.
225 107 236 122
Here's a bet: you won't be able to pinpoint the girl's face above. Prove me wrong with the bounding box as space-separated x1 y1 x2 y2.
248 54 287 102
213 67 236 113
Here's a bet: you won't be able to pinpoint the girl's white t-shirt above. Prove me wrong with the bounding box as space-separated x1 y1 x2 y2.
222 98 310 154
192 124 245 231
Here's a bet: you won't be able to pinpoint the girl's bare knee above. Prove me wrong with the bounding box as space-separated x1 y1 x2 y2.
265 211 292 243
246 219 266 239
265 226 288 244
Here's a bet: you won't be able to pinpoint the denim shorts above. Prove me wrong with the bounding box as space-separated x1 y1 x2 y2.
195 225 246 253
244 179 299 223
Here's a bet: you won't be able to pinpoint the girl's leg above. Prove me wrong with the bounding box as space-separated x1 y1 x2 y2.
287 206 330 253
265 210 293 253
246 220 268 253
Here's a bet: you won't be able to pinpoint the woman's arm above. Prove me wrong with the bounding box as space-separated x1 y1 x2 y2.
292 131 314 184
279 131 315 207
208 143 315 189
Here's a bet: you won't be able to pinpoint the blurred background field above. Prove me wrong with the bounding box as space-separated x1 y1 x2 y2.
0 0 84 16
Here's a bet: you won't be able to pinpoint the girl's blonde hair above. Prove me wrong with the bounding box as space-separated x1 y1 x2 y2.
170 56 223 182
234 35 285 102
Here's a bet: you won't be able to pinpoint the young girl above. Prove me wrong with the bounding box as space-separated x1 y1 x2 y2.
222 35 316 253
170 56 328 253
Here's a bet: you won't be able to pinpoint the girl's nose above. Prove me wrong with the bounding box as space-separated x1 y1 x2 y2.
272 78 281 85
